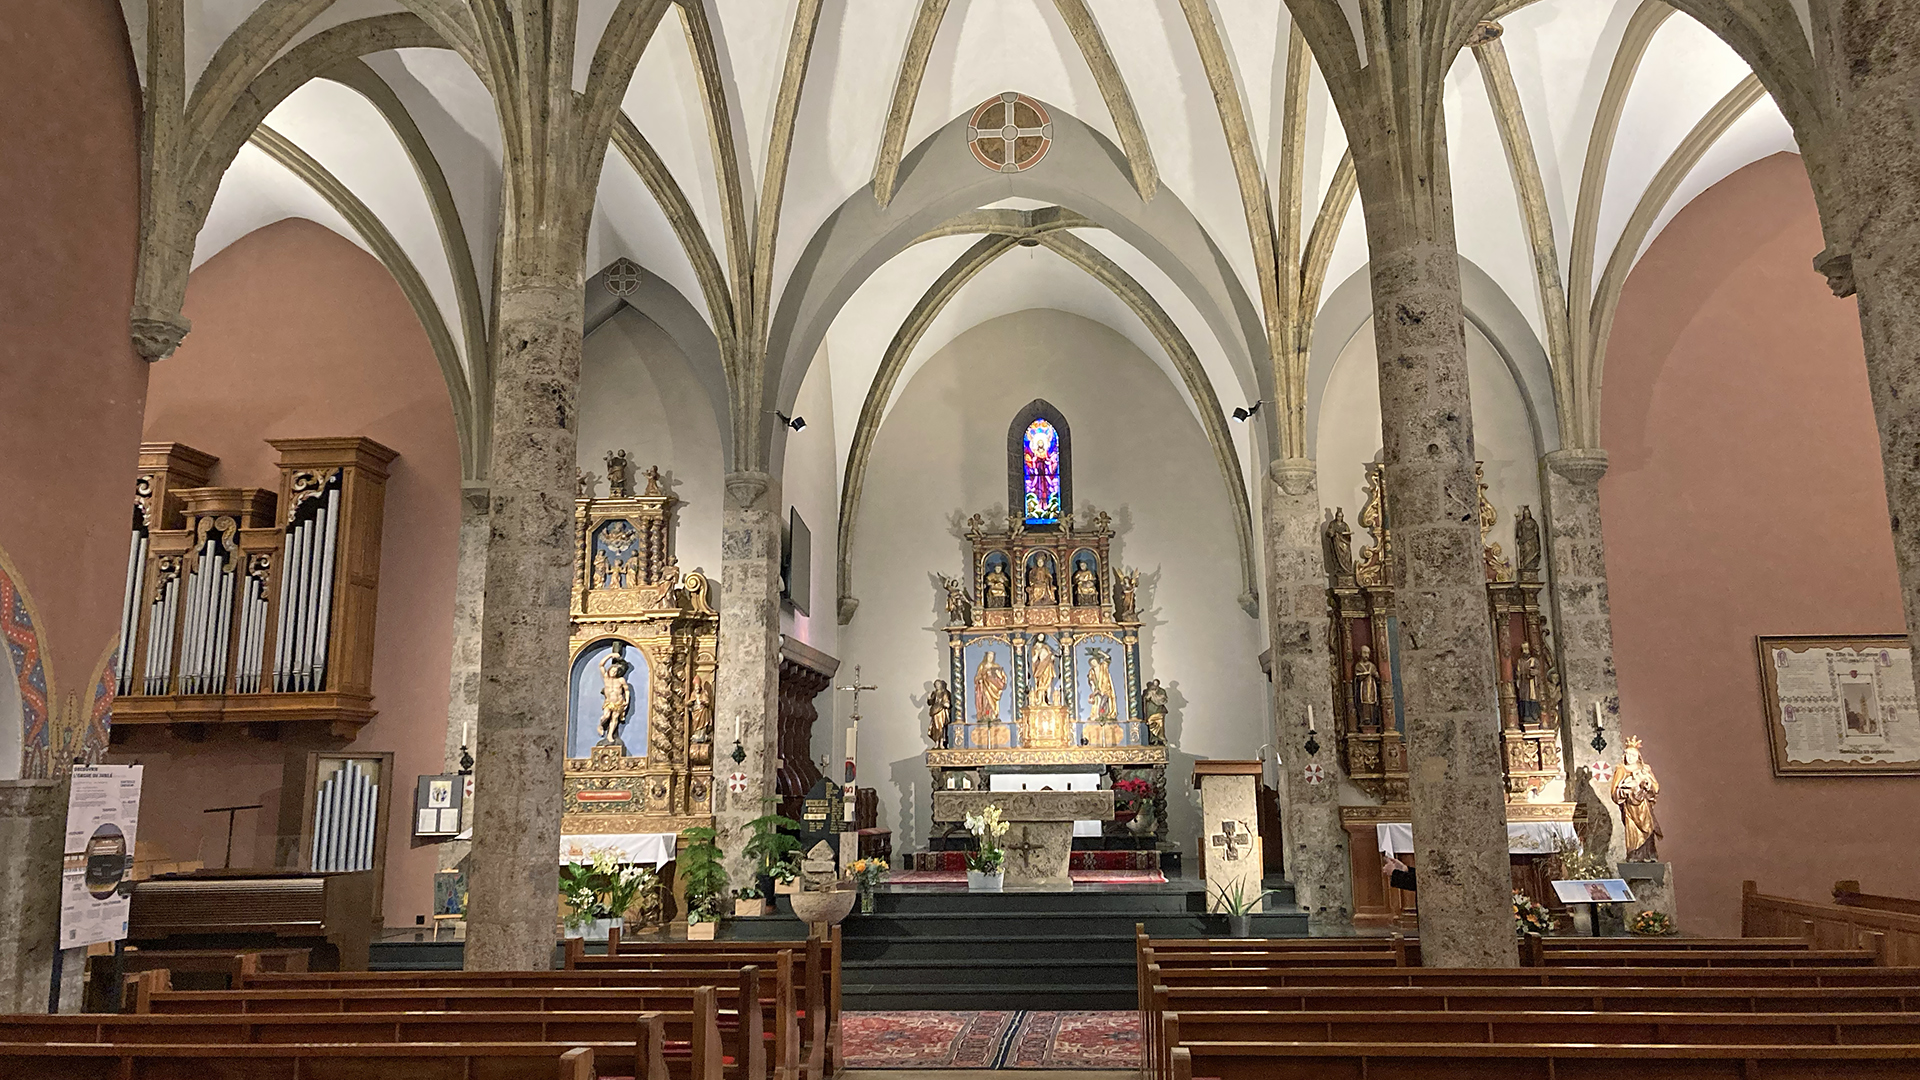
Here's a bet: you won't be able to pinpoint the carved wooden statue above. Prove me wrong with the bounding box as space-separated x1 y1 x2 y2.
928 680 953 745
1612 736 1663 861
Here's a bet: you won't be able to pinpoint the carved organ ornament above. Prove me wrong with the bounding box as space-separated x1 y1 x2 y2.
563 462 719 837
113 439 395 736
1324 463 1567 803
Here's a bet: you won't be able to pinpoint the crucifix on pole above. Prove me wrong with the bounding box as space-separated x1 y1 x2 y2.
835 666 877 787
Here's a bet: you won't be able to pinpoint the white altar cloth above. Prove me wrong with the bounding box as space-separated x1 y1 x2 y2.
560 832 678 867
1375 821 1577 857
991 772 1104 837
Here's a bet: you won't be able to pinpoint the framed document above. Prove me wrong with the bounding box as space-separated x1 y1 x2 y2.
1758 635 1920 776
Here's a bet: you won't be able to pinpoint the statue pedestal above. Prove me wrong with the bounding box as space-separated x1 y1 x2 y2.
1619 860 1677 924
932 790 1115 888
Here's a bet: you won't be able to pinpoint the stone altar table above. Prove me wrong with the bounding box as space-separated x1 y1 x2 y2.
931 789 1115 887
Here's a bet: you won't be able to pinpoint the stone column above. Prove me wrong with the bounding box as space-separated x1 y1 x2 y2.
714 471 784 886
1812 15 1920 687
437 489 488 881
1354 117 1516 968
0 778 65 1013
1264 459 1351 930
465 278 582 971
1540 449 1625 862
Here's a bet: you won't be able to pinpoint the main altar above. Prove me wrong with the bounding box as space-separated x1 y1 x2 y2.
918 403 1170 855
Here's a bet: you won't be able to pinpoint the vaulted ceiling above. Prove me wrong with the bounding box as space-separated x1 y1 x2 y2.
127 0 1800 485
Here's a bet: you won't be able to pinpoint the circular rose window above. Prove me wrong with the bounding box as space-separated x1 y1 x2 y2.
967 92 1052 173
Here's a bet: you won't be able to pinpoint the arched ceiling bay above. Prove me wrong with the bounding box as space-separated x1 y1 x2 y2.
144 0 1818 480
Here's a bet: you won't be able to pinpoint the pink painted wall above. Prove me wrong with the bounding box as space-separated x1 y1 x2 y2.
1603 151 1918 935
0 0 148 771
123 219 462 927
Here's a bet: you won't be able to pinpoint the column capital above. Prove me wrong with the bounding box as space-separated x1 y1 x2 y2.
724 470 774 508
1268 458 1318 497
130 311 192 362
1544 448 1610 486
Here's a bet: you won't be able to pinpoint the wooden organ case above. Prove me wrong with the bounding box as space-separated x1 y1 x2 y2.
112 439 395 735
1325 464 1576 926
562 466 720 837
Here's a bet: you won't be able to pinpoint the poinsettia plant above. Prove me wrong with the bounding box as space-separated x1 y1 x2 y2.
1112 778 1153 804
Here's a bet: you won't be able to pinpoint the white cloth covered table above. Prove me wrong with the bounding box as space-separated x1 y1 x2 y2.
559 832 678 867
1374 821 1576 857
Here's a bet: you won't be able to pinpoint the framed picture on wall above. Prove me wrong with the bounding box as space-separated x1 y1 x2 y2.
1757 635 1920 776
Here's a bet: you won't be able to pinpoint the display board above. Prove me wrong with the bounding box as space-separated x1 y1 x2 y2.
61 764 144 949
1758 635 1920 776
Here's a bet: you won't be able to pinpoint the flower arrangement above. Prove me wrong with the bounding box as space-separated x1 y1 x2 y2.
1629 910 1676 936
848 857 889 913
558 849 657 931
1512 890 1554 937
1113 778 1153 803
963 804 1010 876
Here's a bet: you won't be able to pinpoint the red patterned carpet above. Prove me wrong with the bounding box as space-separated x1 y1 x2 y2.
841 1010 1140 1070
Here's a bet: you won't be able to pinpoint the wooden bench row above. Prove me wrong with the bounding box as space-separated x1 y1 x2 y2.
0 1041 601 1080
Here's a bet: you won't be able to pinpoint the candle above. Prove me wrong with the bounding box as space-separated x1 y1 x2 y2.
734 716 742 742
1306 703 1316 734
1594 700 1603 728
461 720 470 748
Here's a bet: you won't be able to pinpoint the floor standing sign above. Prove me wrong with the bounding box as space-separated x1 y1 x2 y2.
60 765 144 949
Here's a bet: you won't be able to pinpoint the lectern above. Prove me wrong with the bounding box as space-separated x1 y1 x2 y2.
1193 760 1265 911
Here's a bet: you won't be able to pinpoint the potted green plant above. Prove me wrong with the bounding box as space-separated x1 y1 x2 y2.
732 884 770 918
963 805 1009 891
769 853 801 895
559 850 656 939
741 807 804 898
678 825 729 940
1209 880 1277 938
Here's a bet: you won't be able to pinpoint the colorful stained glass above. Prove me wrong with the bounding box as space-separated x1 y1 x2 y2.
1023 419 1062 524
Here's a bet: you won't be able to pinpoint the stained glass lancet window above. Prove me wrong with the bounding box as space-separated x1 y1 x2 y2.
1008 400 1071 528
1022 420 1062 524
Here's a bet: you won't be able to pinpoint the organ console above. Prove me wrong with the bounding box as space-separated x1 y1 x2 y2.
125 869 377 970
111 438 395 736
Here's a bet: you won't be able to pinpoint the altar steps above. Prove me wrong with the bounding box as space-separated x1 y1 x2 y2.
836 880 1309 1011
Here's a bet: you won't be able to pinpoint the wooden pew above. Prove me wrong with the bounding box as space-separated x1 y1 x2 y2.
1152 981 1920 1015
243 958 800 1080
0 1010 669 1080
138 977 762 1080
1748 879 1920 965
1170 1039 1920 1080
0 1041 598 1080
1144 962 1920 989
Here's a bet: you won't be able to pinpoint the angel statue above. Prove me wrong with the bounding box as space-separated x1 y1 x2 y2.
1112 567 1141 621
938 574 974 626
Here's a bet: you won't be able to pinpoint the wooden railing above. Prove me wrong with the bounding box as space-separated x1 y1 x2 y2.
1744 879 1920 965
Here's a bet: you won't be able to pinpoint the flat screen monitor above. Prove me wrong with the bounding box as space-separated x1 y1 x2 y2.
783 508 811 616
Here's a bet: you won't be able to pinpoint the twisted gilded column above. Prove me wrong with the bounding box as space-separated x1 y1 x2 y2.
1265 460 1352 930
714 471 784 885
1540 449 1625 861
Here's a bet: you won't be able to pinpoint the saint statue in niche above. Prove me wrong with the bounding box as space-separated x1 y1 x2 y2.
1073 558 1099 606
1611 736 1663 861
1513 641 1542 728
598 645 634 748
1085 647 1118 722
927 680 953 745
1140 679 1169 744
1026 556 1057 607
972 652 1007 723
1352 644 1382 733
984 561 1010 608
1027 635 1060 707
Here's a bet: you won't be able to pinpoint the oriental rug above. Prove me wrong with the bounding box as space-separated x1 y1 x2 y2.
885 869 1165 885
841 1010 1139 1069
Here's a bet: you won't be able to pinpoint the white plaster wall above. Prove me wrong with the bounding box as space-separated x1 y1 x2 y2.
779 346 838 658
1315 318 1545 547
579 305 724 578
840 309 1268 864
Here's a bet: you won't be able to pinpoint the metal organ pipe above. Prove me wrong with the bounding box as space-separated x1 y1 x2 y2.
274 514 306 691
308 487 341 690
211 559 235 692
116 529 146 696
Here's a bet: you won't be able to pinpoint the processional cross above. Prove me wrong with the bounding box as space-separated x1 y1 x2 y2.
835 666 877 785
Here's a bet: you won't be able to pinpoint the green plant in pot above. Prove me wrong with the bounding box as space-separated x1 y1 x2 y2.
677 825 729 940
731 884 770 918
1209 880 1278 937
559 849 657 937
742 807 803 899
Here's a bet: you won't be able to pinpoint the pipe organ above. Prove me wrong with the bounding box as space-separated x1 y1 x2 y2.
113 439 396 737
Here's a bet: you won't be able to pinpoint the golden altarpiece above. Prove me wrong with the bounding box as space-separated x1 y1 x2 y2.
920 402 1170 849
561 460 718 838
1324 464 1577 926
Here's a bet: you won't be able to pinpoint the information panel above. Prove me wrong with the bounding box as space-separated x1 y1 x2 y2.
60 764 143 948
